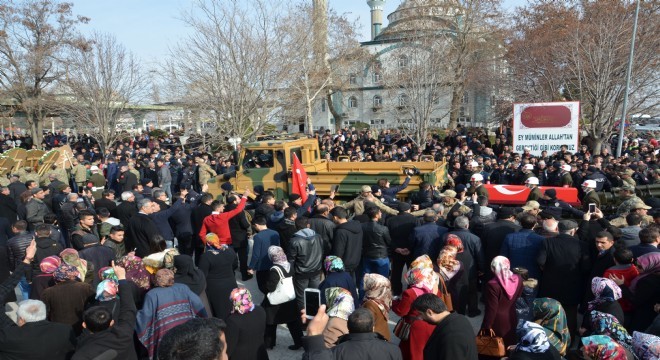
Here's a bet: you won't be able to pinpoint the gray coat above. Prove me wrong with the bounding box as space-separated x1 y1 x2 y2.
158 164 172 186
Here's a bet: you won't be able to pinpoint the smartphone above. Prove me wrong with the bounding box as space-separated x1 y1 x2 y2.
589 203 596 213
330 184 339 192
304 288 321 319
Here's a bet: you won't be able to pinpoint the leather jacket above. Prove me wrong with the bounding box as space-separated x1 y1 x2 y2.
361 221 391 259
288 228 323 275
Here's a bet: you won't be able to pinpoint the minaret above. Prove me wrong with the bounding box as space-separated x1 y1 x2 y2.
312 0 329 68
367 0 386 40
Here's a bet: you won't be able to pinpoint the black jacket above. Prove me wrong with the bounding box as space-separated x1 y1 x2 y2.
308 214 335 256
0 193 18 223
7 231 33 272
331 221 363 272
125 213 159 258
481 220 521 278
32 236 63 278
94 198 117 213
385 212 419 250
288 228 323 276
361 221 391 259
302 332 402 360
226 202 250 248
423 313 478 360
112 201 137 228
537 234 590 305
72 280 137 360
277 219 298 254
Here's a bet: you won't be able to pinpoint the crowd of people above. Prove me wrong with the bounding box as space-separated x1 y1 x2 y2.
0 126 658 360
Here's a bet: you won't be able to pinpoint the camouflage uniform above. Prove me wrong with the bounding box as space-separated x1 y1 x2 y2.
71 163 88 188
610 214 653 228
53 167 69 185
129 168 141 182
616 195 642 217
197 162 217 186
342 195 398 216
23 169 40 185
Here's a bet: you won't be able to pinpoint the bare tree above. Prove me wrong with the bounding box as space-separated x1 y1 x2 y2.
507 0 659 152
164 0 295 143
59 32 147 152
0 0 89 148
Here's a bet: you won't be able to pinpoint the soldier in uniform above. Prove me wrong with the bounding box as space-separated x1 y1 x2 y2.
468 173 488 201
196 157 217 188
70 159 88 193
559 164 573 187
128 162 141 182
525 176 542 201
520 163 536 184
615 184 640 217
52 164 69 185
611 199 653 228
580 179 600 212
620 168 636 188
88 165 106 200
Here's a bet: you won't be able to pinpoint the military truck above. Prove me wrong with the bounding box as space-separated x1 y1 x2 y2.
207 137 449 200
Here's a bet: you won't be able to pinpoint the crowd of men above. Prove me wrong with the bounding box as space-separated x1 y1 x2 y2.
0 126 658 360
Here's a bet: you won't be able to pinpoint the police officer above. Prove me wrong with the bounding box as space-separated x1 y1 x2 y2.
585 166 611 192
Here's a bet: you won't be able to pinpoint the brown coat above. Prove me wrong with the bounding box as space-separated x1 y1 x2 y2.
362 300 391 341
323 317 349 348
41 280 95 335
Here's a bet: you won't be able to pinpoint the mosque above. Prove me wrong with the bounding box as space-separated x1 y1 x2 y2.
307 0 500 132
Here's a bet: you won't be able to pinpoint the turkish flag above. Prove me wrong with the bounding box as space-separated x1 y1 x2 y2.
291 153 308 203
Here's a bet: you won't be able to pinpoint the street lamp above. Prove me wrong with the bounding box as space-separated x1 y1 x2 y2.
616 0 641 158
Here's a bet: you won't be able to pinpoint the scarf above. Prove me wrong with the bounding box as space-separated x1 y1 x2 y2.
445 234 464 253
438 245 461 281
589 311 635 356
516 321 551 354
581 335 628 360
632 331 660 360
491 256 519 300
96 279 119 301
411 254 433 270
118 254 151 291
630 252 660 293
324 255 344 273
325 287 354 321
588 277 622 312
53 264 80 282
230 287 255 314
268 246 290 272
173 255 206 295
362 273 392 319
98 267 118 282
205 233 227 250
406 267 435 293
533 298 570 356
40 256 61 274
59 248 87 281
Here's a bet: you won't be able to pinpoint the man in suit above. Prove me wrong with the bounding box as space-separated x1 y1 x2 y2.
0 186 18 222
386 202 419 296
94 190 117 214
112 191 137 227
125 199 159 258
480 207 521 280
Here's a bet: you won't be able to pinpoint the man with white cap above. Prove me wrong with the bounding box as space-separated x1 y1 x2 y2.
559 164 573 187
580 179 600 212
525 177 542 201
88 165 106 200
467 173 488 200
520 163 535 184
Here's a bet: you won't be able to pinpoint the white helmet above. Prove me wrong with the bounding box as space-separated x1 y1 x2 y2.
470 173 484 182
561 164 571 172
470 161 479 167
524 164 534 170
525 177 539 185
582 180 597 189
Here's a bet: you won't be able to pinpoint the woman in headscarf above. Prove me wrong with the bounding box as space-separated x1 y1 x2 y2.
142 234 179 274
580 335 628 360
509 321 562 360
632 331 660 360
588 311 636 358
29 255 60 299
199 233 238 320
481 255 523 347
613 252 660 332
444 234 472 315
436 245 460 312
392 255 439 360
362 273 392 341
532 298 571 356
225 288 269 360
117 253 151 293
136 268 207 359
582 277 624 333
262 246 303 350
60 248 88 283
87 279 120 321
322 287 355 348
173 254 212 316
318 256 358 307
40 263 95 335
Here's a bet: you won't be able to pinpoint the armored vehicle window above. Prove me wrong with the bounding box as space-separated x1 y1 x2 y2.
243 150 274 168
290 147 302 164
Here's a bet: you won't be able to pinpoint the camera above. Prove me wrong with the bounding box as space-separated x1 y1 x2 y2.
404 167 420 176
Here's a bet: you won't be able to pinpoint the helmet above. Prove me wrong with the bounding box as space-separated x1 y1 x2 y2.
525 177 539 185
524 164 534 170
561 164 571 172
470 173 484 182
582 180 597 189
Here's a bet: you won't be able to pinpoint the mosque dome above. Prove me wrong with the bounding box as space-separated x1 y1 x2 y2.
375 0 463 41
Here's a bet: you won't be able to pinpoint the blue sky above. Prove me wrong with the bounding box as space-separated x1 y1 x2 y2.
72 0 527 67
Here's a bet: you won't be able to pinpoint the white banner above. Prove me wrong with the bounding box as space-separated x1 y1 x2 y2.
512 101 580 157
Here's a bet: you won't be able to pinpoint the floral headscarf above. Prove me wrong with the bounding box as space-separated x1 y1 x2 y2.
53 264 80 282
324 256 344 273
516 321 551 354
445 234 464 253
98 267 118 282
406 267 435 293
581 335 628 360
632 331 660 360
630 253 660 293
117 254 151 291
325 287 354 321
96 279 119 301
588 277 622 312
362 273 392 319
40 256 61 274
411 255 433 270
155 269 175 288
532 298 570 355
268 246 290 272
589 311 635 356
230 288 255 314
437 245 461 281
59 248 87 281
205 233 228 250
491 256 519 300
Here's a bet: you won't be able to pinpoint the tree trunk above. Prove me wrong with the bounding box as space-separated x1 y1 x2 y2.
306 98 314 136
35 118 44 150
449 85 463 130
592 138 604 155
326 92 342 131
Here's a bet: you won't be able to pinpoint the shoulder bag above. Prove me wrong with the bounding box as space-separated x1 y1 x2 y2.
266 265 296 305
475 329 506 357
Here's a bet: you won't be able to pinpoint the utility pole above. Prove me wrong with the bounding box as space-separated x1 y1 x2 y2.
616 0 640 158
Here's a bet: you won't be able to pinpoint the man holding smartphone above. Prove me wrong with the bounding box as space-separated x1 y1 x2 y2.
580 180 600 212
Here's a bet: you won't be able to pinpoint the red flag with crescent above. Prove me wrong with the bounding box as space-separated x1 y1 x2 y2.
291 153 308 203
